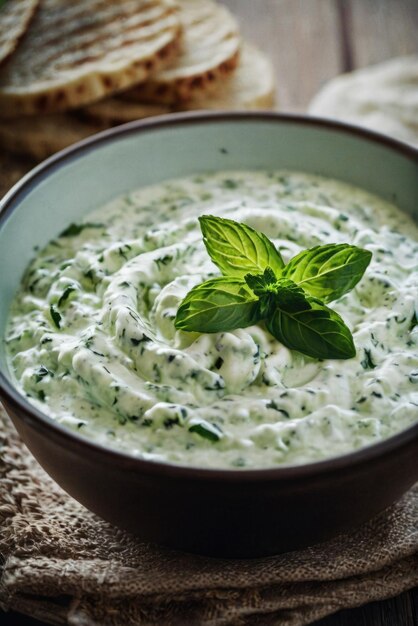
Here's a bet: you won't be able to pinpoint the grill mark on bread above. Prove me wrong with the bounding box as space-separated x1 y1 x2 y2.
0 0 40 66
35 0 165 36
122 0 241 105
10 8 179 77
81 43 275 130
32 3 177 60
0 0 181 117
18 24 179 78
177 43 276 111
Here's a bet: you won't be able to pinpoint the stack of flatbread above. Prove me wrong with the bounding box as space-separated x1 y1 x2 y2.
0 0 276 160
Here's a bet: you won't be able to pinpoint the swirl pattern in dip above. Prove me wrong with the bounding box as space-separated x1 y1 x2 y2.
6 171 418 468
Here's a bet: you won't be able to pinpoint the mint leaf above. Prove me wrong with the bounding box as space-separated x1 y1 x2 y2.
244 266 277 296
282 244 372 303
175 219 369 361
199 215 284 278
245 272 306 306
271 278 309 312
244 268 278 317
245 272 308 318
267 295 355 360
174 277 261 333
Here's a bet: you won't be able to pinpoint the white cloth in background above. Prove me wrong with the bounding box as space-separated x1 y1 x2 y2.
309 56 418 147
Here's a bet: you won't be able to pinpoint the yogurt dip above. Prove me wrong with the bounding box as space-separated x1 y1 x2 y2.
5 170 418 469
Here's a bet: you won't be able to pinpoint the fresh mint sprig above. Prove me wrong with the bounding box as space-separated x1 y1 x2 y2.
199 214 284 277
176 277 259 333
282 243 373 303
174 216 372 360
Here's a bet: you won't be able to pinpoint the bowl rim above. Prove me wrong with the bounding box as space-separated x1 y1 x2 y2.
1 110 417 482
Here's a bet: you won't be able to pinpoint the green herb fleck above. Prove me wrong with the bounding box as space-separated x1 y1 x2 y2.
57 285 76 307
60 222 104 237
188 420 223 442
155 255 173 269
232 457 246 467
222 179 238 189
49 305 62 329
361 348 376 370
34 366 53 383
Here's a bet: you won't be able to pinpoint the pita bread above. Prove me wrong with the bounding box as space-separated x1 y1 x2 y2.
179 42 276 111
0 41 276 161
123 0 240 105
82 42 276 126
0 113 104 160
0 0 181 118
0 0 39 66
82 99 169 126
309 56 418 147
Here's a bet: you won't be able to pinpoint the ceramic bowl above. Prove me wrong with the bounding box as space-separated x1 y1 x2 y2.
0 112 417 557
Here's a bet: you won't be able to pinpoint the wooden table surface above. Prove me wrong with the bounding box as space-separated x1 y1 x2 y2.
225 0 418 111
1 1 417 625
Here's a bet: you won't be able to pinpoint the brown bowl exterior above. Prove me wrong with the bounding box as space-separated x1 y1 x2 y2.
1 113 418 557
3 391 418 558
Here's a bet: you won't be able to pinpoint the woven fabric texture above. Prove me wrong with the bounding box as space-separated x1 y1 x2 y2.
0 406 417 626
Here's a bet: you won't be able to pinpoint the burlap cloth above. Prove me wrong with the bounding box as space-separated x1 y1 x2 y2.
0 406 417 626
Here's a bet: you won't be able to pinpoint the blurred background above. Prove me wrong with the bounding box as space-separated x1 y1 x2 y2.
1 0 417 197
224 0 418 110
